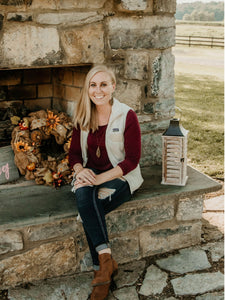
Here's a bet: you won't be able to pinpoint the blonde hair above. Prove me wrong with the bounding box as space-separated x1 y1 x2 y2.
73 65 116 132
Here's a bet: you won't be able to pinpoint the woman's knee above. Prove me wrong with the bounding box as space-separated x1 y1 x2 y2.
75 186 94 208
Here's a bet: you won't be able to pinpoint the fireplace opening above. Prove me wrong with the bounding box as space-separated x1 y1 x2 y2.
0 65 91 149
0 65 91 186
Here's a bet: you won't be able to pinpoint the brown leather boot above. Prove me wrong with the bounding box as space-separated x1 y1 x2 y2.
90 283 110 300
91 253 118 287
93 269 100 278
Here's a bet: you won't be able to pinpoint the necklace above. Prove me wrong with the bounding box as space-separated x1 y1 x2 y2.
95 127 106 158
95 106 111 158
96 145 101 158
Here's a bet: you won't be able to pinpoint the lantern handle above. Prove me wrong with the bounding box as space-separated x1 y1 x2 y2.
174 106 182 121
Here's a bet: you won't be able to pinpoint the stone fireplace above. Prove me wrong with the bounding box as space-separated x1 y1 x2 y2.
0 1 223 291
0 0 176 168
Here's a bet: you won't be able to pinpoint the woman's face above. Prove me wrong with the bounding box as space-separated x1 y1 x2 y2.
88 71 115 107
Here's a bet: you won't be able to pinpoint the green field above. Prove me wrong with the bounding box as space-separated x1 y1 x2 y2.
175 74 224 179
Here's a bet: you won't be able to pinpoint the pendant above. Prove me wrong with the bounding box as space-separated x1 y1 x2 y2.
96 146 101 158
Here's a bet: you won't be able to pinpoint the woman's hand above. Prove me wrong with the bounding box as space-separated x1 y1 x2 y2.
76 168 96 185
73 165 123 190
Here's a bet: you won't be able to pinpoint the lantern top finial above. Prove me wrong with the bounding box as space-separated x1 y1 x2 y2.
163 118 188 137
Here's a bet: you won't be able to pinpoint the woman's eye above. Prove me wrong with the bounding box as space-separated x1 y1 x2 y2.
90 83 96 87
101 83 107 87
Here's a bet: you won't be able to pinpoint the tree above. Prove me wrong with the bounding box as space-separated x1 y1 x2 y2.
182 9 215 21
183 13 192 21
176 1 224 21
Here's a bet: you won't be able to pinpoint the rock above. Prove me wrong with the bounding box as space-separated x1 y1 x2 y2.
36 11 101 25
156 248 211 274
201 241 224 262
124 52 149 80
203 212 224 234
107 198 174 234
108 16 175 50
202 218 224 242
119 0 148 11
113 286 139 299
1 24 60 67
114 79 143 111
177 196 204 221
204 195 224 212
58 0 106 9
154 0 176 14
114 260 146 288
8 273 92 300
171 272 224 296
0 238 77 289
110 234 140 264
140 222 202 257
0 230 23 255
150 50 175 99
60 23 104 64
141 133 162 166
26 218 81 242
7 13 32 22
139 265 168 296
196 290 224 300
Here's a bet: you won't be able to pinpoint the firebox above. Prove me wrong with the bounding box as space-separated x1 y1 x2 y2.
0 66 90 146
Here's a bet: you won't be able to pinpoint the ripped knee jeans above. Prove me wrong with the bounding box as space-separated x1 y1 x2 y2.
73 170 132 266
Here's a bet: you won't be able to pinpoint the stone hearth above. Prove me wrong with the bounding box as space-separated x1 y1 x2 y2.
0 166 222 289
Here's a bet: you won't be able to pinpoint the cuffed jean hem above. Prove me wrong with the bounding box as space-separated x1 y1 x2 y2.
95 243 109 253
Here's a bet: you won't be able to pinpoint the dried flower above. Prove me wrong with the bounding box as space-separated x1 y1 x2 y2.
64 138 72 152
19 118 29 130
11 116 20 125
43 169 53 184
46 110 60 130
31 130 42 144
26 162 36 171
15 141 30 152
66 138 71 148
52 172 63 188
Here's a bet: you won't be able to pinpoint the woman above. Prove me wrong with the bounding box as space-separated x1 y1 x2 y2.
69 65 143 299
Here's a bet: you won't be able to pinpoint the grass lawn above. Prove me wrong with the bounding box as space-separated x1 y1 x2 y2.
175 74 224 179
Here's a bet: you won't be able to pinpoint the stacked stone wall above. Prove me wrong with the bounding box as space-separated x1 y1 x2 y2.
0 192 203 289
0 0 176 165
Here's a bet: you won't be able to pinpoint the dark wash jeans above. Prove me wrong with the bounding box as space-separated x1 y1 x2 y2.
74 170 131 266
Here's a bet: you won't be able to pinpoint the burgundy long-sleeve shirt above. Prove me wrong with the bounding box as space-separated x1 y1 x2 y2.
69 110 141 176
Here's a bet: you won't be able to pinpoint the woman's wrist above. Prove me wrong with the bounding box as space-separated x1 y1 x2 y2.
73 163 84 175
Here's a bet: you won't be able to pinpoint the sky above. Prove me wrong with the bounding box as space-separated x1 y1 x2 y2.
177 0 223 3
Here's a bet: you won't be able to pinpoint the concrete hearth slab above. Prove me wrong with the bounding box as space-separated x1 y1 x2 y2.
0 165 221 229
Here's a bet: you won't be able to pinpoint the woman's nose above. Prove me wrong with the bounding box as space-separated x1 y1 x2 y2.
96 85 102 92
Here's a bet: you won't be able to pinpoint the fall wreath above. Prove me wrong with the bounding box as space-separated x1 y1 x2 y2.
11 109 74 187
